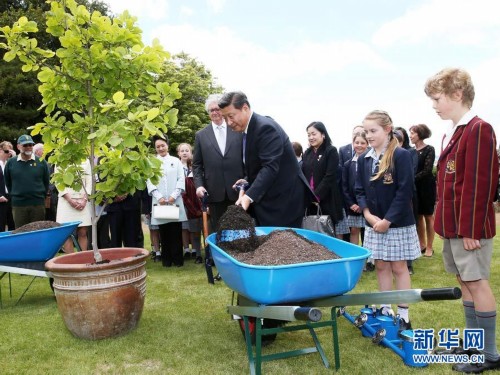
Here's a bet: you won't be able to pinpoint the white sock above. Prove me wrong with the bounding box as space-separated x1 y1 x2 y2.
380 304 394 316
397 306 409 323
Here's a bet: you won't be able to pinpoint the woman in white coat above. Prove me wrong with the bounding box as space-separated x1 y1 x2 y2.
147 136 187 267
56 159 92 252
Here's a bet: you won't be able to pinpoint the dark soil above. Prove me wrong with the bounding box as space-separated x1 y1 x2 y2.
216 205 259 253
224 229 340 266
216 206 340 266
12 220 61 234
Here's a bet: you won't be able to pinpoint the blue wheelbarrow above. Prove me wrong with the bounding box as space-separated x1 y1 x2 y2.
206 227 461 375
0 221 81 306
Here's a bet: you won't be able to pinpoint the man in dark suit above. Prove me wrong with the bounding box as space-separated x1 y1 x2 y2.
218 91 311 228
193 94 245 233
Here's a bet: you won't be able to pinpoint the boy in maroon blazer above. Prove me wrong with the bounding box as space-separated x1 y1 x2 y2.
425 68 499 373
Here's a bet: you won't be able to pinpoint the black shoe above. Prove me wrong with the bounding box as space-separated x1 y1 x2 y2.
183 251 191 259
399 318 412 331
150 250 156 259
191 252 197 259
214 273 222 281
195 256 203 264
452 357 500 373
408 265 414 275
365 262 375 272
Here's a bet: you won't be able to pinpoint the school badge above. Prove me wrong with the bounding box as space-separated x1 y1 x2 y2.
445 159 455 174
383 172 393 184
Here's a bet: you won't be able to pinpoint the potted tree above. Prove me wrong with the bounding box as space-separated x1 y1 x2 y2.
0 0 180 339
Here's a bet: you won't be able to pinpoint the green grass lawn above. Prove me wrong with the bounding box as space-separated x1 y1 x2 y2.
1 233 499 375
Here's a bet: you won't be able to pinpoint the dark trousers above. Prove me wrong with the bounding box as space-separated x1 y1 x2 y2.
208 199 234 234
0 200 15 232
12 205 45 228
107 209 143 248
158 221 183 267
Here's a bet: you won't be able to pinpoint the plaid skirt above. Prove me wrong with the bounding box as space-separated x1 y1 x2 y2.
346 214 365 228
334 211 350 235
363 225 421 261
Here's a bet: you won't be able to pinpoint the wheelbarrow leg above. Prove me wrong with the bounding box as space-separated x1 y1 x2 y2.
307 322 330 368
331 307 341 371
242 316 258 375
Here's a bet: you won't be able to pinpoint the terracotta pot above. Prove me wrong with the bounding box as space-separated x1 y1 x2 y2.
45 248 148 340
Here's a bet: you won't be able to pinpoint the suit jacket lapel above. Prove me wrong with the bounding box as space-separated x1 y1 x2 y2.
438 126 466 163
206 124 223 157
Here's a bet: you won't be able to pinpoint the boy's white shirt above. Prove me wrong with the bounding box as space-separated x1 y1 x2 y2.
442 109 476 150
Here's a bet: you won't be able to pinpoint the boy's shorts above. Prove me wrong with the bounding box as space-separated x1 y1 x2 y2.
442 238 493 281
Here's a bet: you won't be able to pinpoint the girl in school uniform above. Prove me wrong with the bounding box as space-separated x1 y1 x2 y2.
342 131 368 246
355 110 420 329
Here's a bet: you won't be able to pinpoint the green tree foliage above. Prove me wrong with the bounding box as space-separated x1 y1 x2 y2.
1 0 181 258
0 0 110 142
160 52 223 150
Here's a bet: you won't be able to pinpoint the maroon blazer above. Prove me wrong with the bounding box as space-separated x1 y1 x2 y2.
435 116 498 239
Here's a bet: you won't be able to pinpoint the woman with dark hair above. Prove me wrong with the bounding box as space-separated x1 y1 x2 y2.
146 136 187 267
302 121 345 238
409 124 436 258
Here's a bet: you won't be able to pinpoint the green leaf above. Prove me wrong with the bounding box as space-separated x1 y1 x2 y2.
63 172 74 186
146 107 160 121
123 134 136 148
113 91 125 103
125 151 140 161
3 50 17 62
37 68 53 83
108 135 122 147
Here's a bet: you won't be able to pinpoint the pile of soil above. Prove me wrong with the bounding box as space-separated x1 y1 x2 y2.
226 229 340 266
12 221 61 234
216 205 259 253
216 206 340 266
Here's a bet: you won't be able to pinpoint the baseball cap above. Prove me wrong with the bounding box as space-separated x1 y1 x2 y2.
17 134 34 145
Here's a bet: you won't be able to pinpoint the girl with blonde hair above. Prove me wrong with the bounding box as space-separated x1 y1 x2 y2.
355 110 420 329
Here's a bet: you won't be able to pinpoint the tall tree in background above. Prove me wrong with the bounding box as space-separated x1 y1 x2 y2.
0 0 109 142
160 52 223 150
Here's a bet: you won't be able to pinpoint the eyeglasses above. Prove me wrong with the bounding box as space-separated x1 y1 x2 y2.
22 144 34 148
209 108 221 113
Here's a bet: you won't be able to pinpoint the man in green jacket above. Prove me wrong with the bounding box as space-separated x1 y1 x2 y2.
4 135 50 228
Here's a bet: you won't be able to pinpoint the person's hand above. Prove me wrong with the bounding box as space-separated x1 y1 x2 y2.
167 197 175 205
196 186 207 198
350 204 360 213
373 218 390 233
158 197 167 205
463 237 481 251
236 194 251 211
0 195 8 203
364 211 381 227
8 149 16 158
232 179 248 190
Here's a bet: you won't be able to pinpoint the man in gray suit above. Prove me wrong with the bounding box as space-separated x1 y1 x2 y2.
193 94 245 233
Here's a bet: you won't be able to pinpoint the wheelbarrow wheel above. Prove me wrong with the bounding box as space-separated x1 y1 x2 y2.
238 317 280 347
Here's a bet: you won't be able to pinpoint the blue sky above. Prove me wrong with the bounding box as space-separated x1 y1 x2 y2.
105 0 500 151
